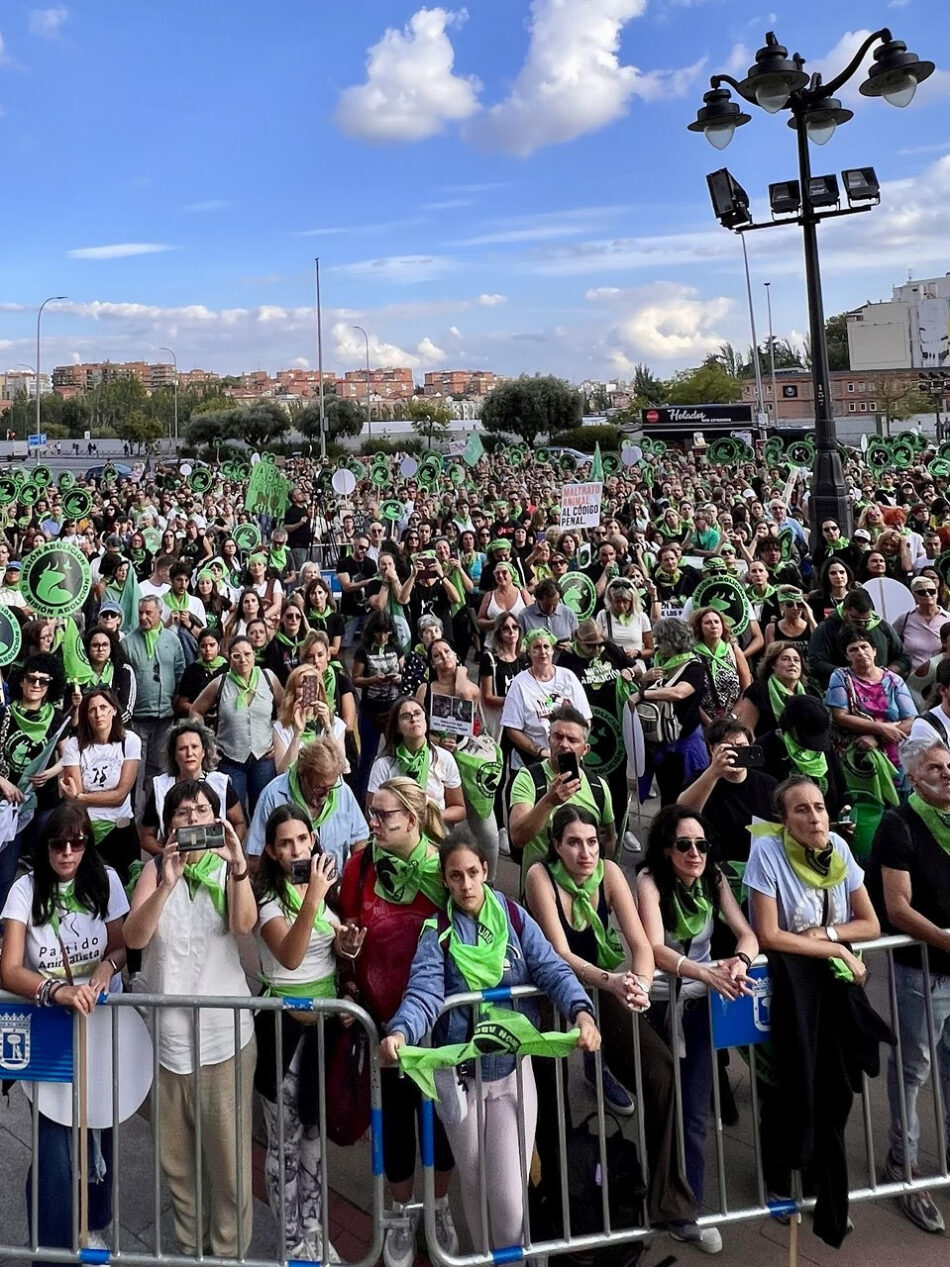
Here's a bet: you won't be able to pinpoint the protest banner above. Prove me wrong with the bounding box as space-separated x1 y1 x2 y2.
559 481 604 529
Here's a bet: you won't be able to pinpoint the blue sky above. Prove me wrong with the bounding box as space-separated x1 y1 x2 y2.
0 0 947 382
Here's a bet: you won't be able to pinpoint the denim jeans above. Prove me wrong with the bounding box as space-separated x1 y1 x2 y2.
887 960 950 1167
26 1114 113 1265
679 998 715 1208
219 755 277 820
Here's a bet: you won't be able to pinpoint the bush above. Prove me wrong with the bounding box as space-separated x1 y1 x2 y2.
358 437 427 456
547 425 621 451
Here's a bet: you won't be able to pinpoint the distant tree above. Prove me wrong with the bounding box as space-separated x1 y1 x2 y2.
234 402 290 448
480 375 582 446
115 410 164 451
866 373 931 437
807 312 851 371
631 363 666 405
666 364 743 406
707 342 749 379
296 395 364 441
190 394 234 416
406 396 452 448
183 408 236 449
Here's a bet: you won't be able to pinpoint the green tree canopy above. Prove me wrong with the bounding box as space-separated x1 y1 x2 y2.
406 396 452 447
666 364 743 406
296 395 365 441
480 375 582 446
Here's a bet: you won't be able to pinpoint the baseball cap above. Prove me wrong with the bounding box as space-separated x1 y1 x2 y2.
853 528 872 542
5 561 22 572
99 601 123 617
780 695 832 753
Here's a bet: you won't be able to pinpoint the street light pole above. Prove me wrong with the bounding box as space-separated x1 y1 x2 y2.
740 234 765 431
36 295 67 449
315 258 327 461
764 281 778 422
157 346 178 448
353 325 371 442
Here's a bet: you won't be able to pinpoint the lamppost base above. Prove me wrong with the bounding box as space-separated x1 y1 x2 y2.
810 447 853 539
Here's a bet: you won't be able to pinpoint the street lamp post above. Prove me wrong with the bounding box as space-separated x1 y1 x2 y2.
689 28 934 536
353 325 371 442
36 295 67 449
764 282 778 422
157 346 178 448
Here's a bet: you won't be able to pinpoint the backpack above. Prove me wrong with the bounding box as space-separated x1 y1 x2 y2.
565 1112 647 1264
526 761 609 821
635 659 693 746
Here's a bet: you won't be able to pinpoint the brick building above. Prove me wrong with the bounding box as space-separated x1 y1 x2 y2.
422 370 496 399
741 366 925 425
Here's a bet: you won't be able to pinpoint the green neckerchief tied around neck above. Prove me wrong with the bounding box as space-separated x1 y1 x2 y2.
287 763 339 828
181 852 227 917
11 702 54 745
373 838 446 907
767 673 804 725
781 731 828 790
228 666 260 709
549 860 624 969
429 885 509 991
780 828 848 890
670 878 713 941
396 741 431 789
908 791 950 859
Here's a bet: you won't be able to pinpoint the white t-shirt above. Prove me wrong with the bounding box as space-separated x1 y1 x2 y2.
60 732 142 824
253 579 283 604
1 869 129 981
368 747 461 809
258 896 340 990
162 594 207 627
744 831 864 934
500 667 592 769
139 579 170 601
273 717 349 771
596 609 651 655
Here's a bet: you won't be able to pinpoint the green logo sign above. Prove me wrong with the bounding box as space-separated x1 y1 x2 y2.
690 572 751 639
0 606 22 668
233 523 262 552
21 542 92 618
558 572 597 621
62 488 92 520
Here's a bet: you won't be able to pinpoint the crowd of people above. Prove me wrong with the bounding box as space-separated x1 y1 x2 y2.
0 439 949 1262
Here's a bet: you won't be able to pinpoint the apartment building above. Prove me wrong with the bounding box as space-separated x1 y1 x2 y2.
741 366 925 424
422 370 496 398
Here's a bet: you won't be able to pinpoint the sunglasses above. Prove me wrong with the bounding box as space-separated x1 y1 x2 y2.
673 838 710 855
24 674 51 686
50 837 87 854
916 588 937 597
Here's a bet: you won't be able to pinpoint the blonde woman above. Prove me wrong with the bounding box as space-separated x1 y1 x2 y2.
273 664 348 775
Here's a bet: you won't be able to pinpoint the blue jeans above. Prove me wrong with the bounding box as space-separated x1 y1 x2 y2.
219 755 277 820
679 998 714 1208
887 960 950 1167
26 1115 113 1265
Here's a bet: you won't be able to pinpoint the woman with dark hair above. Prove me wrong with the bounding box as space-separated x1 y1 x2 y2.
138 718 245 856
0 802 128 1263
128 529 153 581
736 641 816 739
807 556 855 623
526 805 698 1231
689 606 752 726
633 617 708 806
0 651 75 907
59 689 141 880
351 610 404 799
173 627 228 721
222 587 266 643
253 804 349 1262
479 611 525 741
264 601 311 685
637 804 757 1252
81 624 137 723
369 694 466 824
302 577 344 658
194 567 231 638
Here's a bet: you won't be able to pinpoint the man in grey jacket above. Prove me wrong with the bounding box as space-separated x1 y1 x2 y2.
125 595 185 807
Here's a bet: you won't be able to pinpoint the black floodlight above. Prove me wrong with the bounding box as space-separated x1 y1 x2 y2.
687 86 751 150
706 168 752 228
859 37 935 107
841 167 880 205
807 175 840 209
737 32 809 113
769 180 802 216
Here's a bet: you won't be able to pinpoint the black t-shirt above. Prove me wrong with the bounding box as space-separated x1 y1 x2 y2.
742 680 823 738
176 660 226 704
284 504 312 549
336 553 377 617
667 658 706 738
694 768 778 864
405 577 452 632
490 519 517 541
874 804 950 975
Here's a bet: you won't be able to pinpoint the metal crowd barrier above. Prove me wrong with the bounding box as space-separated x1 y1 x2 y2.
3 933 950 1267
0 993 383 1267
420 933 950 1266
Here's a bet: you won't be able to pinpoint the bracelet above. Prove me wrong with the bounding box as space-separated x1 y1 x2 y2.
674 954 686 978
106 956 120 974
826 925 839 943
230 868 249 882
736 951 753 969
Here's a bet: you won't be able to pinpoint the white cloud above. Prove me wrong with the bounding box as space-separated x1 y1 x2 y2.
331 321 445 370
290 357 310 369
335 6 481 143
464 0 704 156
448 325 462 336
296 216 426 238
334 254 454 284
181 199 230 213
477 293 506 306
590 282 734 366
67 242 175 260
29 7 68 37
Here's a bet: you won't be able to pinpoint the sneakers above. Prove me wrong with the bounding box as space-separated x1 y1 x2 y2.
432 1196 459 1257
383 1204 418 1267
583 1051 636 1116
621 830 642 855
884 1151 946 1234
668 1221 723 1254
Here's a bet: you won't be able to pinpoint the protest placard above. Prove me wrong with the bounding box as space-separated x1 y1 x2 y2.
559 481 604 529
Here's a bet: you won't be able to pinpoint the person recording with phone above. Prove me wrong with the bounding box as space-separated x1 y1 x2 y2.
124 780 257 1259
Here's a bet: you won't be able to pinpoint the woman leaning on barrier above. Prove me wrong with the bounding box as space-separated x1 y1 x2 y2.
525 805 697 1235
381 827 600 1254
338 776 457 1267
637 804 758 1255
253 803 358 1262
0 803 128 1264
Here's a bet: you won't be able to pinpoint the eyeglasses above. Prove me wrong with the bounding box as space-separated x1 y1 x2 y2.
398 709 426 722
284 612 302 620
50 837 87 854
367 806 406 823
24 674 51 687
673 838 710 855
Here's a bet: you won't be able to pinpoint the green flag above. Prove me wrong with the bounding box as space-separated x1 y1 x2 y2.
245 460 291 517
60 616 94 686
462 433 485 467
591 441 604 481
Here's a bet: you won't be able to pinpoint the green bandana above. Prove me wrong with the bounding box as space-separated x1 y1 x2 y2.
432 886 509 991
653 565 681 583
48 881 88 938
396 741 431 789
282 877 334 936
142 627 160 656
654 650 695 672
841 741 900 807
524 628 556 651
90 661 115 689
228 666 260 709
182 852 227 917
549 860 624 969
781 731 828 790
670 879 713 942
746 581 777 602
287 763 340 829
276 631 301 650
163 589 190 612
397 1004 580 1100
373 838 445 907
270 545 289 573
908 791 950 859
11 702 53 745
454 738 504 819
834 602 881 631
767 673 804 724
695 640 731 663
781 828 848 890
200 655 227 674
323 665 339 710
